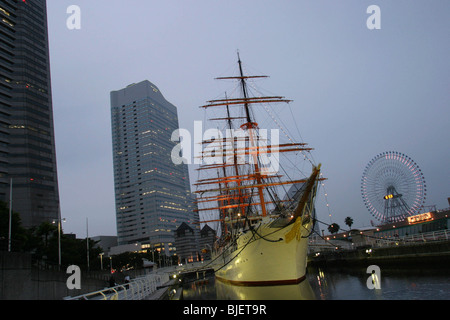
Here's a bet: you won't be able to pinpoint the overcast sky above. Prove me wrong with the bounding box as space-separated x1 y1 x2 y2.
46 1 450 237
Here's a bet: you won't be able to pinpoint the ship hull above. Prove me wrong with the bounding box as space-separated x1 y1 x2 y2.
214 216 312 286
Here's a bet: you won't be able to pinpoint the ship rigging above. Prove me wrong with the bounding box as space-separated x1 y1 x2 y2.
193 53 324 286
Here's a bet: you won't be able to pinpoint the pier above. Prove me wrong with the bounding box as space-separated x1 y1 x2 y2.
63 261 215 300
308 230 450 268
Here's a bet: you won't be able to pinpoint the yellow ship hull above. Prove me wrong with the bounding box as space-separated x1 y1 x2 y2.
214 215 312 286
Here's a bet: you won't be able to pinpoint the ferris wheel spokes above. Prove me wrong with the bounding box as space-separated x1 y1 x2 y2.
361 151 426 225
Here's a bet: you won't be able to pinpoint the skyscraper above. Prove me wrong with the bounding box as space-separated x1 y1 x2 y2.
0 0 60 228
111 80 198 256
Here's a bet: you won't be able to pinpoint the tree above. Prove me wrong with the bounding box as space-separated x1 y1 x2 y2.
36 221 57 248
328 223 340 234
0 201 105 270
0 201 27 251
111 252 144 271
59 237 102 270
345 217 354 230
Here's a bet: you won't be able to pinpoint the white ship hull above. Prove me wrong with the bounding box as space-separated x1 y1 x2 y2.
214 215 313 286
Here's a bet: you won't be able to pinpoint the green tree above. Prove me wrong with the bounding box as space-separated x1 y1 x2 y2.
0 201 104 270
59 237 103 270
328 223 340 234
345 217 354 230
111 252 144 271
0 201 27 251
36 221 57 248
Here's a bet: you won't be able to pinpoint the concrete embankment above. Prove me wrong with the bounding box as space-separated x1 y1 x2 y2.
308 240 450 268
0 252 111 300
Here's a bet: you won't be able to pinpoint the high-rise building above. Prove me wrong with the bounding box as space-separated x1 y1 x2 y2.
0 0 60 228
110 80 198 256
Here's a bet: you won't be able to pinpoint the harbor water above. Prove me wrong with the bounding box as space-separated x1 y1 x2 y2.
181 265 450 300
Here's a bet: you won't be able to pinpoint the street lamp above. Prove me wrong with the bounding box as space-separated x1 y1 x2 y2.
52 217 66 269
99 252 104 270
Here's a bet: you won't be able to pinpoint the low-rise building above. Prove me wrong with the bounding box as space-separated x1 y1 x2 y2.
199 224 216 260
174 222 199 264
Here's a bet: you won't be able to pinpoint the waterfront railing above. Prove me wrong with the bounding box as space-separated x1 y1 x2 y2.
64 272 170 300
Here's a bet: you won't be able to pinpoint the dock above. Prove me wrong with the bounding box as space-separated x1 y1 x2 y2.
308 238 450 268
63 261 215 300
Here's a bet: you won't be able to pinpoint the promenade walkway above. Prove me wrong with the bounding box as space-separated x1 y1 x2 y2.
63 261 213 300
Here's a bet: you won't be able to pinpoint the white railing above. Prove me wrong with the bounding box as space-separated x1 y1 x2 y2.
402 229 449 242
373 229 450 248
64 272 170 300
307 229 449 251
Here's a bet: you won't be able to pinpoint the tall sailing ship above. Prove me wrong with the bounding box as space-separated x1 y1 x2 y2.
194 54 324 286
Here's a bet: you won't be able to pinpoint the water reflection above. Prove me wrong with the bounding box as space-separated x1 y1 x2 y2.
306 265 450 300
181 266 450 300
307 266 384 300
182 275 317 300
215 279 316 300
182 277 217 300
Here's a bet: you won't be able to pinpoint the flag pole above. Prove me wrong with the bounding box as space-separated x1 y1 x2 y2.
86 217 90 271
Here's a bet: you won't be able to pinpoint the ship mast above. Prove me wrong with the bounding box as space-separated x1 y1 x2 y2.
236 52 268 217
194 54 325 225
237 52 252 124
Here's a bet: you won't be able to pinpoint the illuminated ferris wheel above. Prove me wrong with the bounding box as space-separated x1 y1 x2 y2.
361 151 427 224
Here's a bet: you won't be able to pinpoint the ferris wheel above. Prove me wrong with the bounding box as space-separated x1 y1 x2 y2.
361 151 427 224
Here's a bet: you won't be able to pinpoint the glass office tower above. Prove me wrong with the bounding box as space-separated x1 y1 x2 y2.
0 0 60 228
111 80 199 256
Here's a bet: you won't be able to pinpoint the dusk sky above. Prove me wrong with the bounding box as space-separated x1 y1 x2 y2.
46 1 449 237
